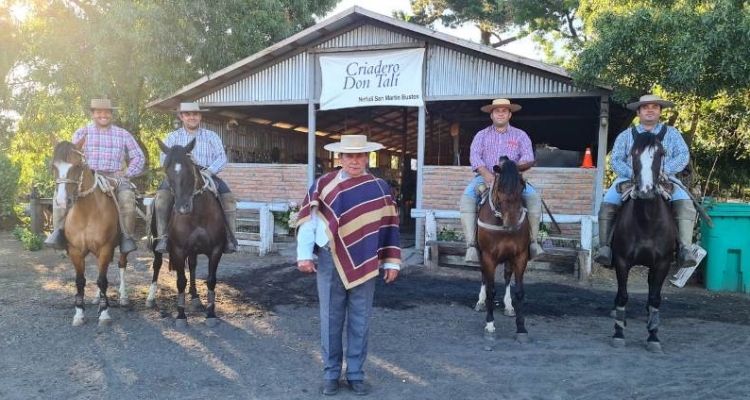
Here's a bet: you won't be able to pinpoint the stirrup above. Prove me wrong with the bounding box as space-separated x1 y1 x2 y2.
594 246 613 267
155 237 169 254
120 236 138 254
464 246 479 263
44 230 67 250
529 242 544 260
677 247 698 268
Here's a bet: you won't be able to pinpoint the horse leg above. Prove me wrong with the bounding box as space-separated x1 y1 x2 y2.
174 257 188 328
481 258 497 339
146 252 162 309
502 265 515 317
474 279 487 312
645 261 671 353
612 259 630 348
117 252 129 306
96 250 114 326
204 252 221 327
187 254 202 310
70 249 86 326
511 259 529 342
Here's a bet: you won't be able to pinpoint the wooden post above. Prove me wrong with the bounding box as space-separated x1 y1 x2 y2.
30 186 44 234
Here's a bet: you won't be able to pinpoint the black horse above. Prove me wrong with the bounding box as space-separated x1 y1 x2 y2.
475 157 531 342
148 139 227 327
611 133 676 352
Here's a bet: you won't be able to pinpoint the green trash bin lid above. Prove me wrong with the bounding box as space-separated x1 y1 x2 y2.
705 203 750 217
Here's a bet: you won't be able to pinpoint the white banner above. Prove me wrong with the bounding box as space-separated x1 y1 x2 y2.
319 48 425 110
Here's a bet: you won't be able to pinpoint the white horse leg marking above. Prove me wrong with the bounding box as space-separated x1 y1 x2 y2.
118 268 129 306
503 284 515 317
146 282 158 308
475 283 486 311
98 309 112 326
485 321 496 333
72 307 85 326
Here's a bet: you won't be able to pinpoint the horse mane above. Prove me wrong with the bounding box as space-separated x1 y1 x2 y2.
51 141 78 169
631 131 663 156
493 157 524 202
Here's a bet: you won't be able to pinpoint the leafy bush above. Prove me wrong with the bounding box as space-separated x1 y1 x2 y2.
0 153 21 218
12 225 44 251
437 225 463 242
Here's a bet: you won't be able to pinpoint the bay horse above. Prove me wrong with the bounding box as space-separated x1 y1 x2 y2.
610 133 676 352
148 138 226 327
474 157 531 341
51 137 131 326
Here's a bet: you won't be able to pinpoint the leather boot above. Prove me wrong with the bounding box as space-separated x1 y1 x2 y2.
523 192 544 260
44 205 68 250
220 193 238 254
154 189 173 254
673 199 698 268
117 189 138 254
459 194 479 263
594 203 618 267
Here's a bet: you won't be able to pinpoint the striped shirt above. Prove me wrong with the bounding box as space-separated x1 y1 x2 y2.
610 122 690 179
159 128 227 175
470 124 535 172
72 123 145 178
296 170 401 289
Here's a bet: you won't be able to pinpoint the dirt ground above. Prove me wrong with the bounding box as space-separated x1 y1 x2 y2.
1 231 749 400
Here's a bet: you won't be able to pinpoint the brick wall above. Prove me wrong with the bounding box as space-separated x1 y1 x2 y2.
220 163 309 203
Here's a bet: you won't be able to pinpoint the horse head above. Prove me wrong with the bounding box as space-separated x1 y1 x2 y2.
489 156 526 230
159 138 197 215
630 133 665 200
51 136 86 209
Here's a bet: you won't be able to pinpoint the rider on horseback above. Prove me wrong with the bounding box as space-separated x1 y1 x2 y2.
459 99 545 263
595 94 698 269
45 99 145 253
153 103 238 254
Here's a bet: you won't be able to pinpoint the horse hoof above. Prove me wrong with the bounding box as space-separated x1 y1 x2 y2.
205 317 219 327
516 333 530 343
98 317 113 327
175 318 188 328
72 317 85 327
504 309 515 317
612 338 626 348
145 299 156 309
647 341 663 353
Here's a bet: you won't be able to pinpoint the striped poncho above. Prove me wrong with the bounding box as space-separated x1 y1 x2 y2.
296 170 401 289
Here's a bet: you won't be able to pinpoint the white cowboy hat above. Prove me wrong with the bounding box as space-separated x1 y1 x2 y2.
626 94 674 110
175 102 209 113
90 98 118 110
480 98 522 113
324 135 383 153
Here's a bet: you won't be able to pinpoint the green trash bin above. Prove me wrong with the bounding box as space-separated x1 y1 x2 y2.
700 202 750 293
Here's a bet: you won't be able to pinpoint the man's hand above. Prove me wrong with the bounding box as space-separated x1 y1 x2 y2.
297 259 316 274
383 269 399 284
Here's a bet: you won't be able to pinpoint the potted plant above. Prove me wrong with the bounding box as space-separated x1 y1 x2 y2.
274 201 300 235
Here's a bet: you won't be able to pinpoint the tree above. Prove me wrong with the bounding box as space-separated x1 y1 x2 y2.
3 0 338 198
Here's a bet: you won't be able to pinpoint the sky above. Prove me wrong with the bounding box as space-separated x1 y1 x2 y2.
324 0 544 61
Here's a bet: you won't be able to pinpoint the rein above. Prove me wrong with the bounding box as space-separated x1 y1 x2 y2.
478 186 528 232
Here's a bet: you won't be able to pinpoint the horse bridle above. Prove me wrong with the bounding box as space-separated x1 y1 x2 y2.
477 185 528 232
55 149 115 201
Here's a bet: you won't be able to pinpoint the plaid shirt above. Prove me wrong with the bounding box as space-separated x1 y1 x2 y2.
469 124 535 172
610 122 690 179
72 123 145 178
160 127 227 175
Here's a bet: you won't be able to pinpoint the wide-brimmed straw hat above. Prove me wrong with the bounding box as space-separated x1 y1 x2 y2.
480 98 522 113
626 94 674 110
175 102 209 113
90 99 118 110
324 135 383 153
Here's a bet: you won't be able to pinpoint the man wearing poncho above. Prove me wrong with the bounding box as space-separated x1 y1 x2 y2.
296 135 401 396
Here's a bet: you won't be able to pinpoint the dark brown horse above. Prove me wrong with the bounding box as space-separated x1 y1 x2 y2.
150 138 226 327
474 157 531 341
611 133 676 352
51 137 131 326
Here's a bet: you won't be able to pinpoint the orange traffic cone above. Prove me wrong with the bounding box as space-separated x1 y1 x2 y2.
581 147 595 168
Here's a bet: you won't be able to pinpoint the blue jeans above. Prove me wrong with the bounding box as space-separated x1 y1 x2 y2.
602 177 690 205
463 174 536 202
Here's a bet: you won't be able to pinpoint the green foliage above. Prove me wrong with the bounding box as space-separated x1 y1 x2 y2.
0 152 20 218
12 225 43 251
437 225 463 242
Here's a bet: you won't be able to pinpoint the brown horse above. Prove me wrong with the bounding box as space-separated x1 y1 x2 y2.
51 137 131 327
611 133 676 352
474 157 531 341
151 138 226 327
